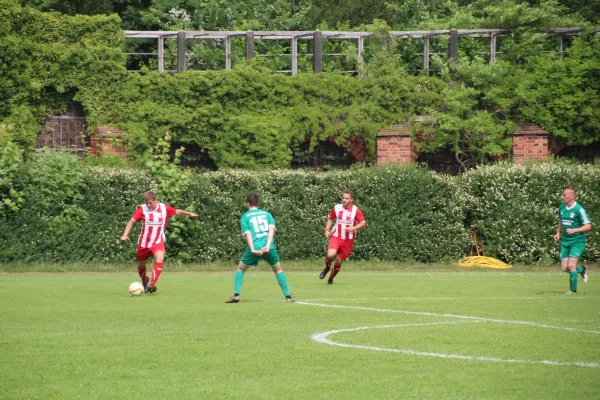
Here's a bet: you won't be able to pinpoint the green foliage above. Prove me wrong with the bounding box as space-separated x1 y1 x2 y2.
25 149 85 210
0 2 124 151
515 36 600 145
0 137 25 217
0 105 41 156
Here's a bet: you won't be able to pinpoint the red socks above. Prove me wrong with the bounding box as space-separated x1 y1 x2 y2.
329 261 342 280
150 262 164 286
137 266 147 283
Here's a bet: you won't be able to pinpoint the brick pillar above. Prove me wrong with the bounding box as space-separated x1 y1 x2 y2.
512 123 549 164
90 126 127 158
376 124 412 165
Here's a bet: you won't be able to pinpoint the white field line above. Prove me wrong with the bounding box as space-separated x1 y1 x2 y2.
300 296 597 301
312 322 600 368
296 301 600 334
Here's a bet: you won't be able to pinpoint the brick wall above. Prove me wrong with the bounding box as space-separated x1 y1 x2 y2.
90 126 127 158
512 123 549 164
376 124 412 165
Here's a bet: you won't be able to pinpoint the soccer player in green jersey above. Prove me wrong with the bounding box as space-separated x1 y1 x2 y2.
553 188 591 294
225 194 295 303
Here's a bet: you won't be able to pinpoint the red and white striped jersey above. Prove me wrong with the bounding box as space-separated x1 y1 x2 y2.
329 204 365 240
131 203 178 248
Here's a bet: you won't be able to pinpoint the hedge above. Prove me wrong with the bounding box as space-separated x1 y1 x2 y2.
1 153 597 265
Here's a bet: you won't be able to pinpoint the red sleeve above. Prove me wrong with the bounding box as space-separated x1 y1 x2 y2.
165 204 178 219
328 208 336 220
132 206 144 222
355 207 365 223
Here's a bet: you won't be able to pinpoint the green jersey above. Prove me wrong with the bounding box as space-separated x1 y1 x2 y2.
559 202 591 244
240 208 276 250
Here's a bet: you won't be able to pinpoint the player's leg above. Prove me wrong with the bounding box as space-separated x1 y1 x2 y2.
319 249 337 279
226 249 255 303
566 257 579 294
321 237 341 279
328 240 353 284
138 260 149 289
264 249 295 302
136 247 151 292
147 245 166 293
571 241 588 283
328 259 343 284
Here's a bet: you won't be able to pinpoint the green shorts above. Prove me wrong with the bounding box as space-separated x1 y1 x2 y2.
240 246 280 267
560 241 586 260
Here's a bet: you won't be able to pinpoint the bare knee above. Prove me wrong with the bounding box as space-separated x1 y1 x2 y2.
271 262 283 274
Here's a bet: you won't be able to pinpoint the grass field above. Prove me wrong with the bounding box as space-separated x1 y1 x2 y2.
1 266 599 399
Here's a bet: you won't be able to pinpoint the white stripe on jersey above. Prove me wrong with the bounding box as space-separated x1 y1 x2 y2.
332 204 358 240
139 203 167 248
579 208 591 225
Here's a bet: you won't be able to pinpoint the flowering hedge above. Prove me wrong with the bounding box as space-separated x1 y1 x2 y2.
0 155 597 265
464 161 600 264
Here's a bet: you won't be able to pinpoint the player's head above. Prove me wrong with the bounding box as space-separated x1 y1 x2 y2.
247 193 259 208
562 187 576 204
143 191 158 210
342 190 354 208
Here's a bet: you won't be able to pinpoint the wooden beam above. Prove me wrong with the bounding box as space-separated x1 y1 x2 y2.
558 34 564 60
158 36 164 72
423 36 430 76
291 36 298 76
177 31 186 72
246 31 255 60
313 30 323 73
358 36 364 69
448 29 458 62
225 36 232 69
490 33 497 64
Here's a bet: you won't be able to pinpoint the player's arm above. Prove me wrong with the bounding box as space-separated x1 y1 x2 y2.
122 207 142 241
176 209 198 218
566 223 591 235
553 221 562 242
347 220 367 232
346 208 366 232
261 225 276 253
244 231 262 255
120 219 136 241
324 218 334 238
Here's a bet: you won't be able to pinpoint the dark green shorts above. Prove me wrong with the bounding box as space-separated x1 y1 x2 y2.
240 247 280 267
560 241 586 260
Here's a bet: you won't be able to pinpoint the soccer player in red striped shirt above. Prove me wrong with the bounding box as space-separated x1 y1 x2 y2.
120 191 197 293
319 189 366 284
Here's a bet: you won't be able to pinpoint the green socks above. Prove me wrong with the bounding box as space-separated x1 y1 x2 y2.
576 266 584 274
569 271 578 292
276 271 291 297
234 269 290 298
234 269 245 294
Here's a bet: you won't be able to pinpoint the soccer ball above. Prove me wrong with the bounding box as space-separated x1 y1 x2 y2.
129 281 144 296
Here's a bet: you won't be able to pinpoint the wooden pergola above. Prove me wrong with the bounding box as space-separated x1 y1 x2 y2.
125 28 596 74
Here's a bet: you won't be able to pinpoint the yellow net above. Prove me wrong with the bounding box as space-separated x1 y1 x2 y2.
458 228 512 269
458 255 512 269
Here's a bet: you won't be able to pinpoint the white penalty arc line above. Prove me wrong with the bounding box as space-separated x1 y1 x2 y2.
296 301 600 334
312 322 600 368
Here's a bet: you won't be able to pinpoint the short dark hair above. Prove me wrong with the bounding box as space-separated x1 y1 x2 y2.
342 189 354 200
564 187 577 196
247 193 259 207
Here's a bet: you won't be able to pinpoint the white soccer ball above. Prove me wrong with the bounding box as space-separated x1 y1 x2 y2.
129 281 144 296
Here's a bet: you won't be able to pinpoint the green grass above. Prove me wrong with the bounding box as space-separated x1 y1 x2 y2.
1 268 599 399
